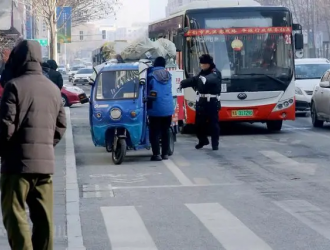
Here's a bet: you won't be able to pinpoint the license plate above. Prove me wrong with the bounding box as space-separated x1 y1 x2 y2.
231 110 253 117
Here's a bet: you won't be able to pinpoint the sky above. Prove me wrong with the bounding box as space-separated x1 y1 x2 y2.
149 0 167 22
114 0 167 26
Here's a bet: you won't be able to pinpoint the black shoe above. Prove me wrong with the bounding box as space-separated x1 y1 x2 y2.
150 155 162 161
161 155 169 160
195 141 209 149
212 146 219 150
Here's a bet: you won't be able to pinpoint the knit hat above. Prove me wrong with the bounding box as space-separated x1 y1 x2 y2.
199 54 213 64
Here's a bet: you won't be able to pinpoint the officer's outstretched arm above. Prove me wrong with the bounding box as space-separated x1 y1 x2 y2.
180 77 197 89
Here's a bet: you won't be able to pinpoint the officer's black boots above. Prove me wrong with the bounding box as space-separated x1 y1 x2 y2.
212 138 219 150
162 155 169 160
195 139 209 149
151 155 162 161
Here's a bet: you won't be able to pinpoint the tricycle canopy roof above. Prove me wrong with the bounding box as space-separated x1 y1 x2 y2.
100 62 139 73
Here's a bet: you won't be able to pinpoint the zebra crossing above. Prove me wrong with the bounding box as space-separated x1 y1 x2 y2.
97 199 330 250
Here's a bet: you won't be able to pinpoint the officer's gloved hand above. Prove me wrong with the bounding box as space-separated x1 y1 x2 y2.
199 76 206 84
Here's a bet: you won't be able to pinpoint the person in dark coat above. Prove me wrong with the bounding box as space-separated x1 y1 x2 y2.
0 40 67 250
46 59 63 89
179 54 221 150
147 57 174 161
41 62 50 78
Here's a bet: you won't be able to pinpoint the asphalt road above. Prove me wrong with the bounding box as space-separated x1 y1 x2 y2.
68 83 330 250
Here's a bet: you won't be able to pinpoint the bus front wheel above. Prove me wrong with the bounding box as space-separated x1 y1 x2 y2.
266 120 283 132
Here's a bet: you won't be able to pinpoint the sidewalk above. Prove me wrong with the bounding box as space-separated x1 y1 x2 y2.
0 107 83 250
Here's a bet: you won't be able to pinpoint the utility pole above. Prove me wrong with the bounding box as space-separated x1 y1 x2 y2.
311 0 316 57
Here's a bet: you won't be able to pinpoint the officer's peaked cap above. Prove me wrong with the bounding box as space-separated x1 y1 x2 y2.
199 54 213 64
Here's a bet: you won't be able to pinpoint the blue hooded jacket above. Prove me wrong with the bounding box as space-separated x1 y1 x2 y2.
147 66 174 117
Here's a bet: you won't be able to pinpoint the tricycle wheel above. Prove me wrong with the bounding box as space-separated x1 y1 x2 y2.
106 140 112 152
168 129 174 156
112 138 126 165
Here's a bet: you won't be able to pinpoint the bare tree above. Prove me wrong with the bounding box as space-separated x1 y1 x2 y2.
22 0 122 60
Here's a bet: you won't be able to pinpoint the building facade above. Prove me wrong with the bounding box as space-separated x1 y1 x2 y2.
0 0 26 71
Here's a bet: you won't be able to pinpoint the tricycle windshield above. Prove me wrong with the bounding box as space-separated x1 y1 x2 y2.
95 70 139 100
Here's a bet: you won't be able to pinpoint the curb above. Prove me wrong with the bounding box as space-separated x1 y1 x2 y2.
64 107 86 250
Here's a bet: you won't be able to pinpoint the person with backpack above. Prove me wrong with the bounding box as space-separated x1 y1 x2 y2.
147 57 174 161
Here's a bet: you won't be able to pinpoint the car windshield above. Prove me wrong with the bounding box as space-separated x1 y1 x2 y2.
295 64 330 79
96 70 139 100
72 67 83 71
77 68 93 74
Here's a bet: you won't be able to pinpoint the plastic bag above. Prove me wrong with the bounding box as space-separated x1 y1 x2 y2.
120 37 155 60
156 38 176 59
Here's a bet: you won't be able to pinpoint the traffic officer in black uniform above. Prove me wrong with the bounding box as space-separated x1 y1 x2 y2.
179 54 221 150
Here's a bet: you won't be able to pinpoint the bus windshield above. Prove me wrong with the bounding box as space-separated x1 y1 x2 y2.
185 9 293 92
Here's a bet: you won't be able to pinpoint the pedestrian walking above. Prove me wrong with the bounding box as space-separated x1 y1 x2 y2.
147 56 174 161
0 40 67 250
179 54 221 150
46 59 63 90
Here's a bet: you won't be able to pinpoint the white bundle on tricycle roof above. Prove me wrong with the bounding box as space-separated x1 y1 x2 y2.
120 37 177 61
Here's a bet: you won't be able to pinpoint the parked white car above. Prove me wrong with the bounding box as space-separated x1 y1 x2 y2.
311 69 330 127
295 58 330 115
68 65 84 82
57 65 66 74
73 68 94 85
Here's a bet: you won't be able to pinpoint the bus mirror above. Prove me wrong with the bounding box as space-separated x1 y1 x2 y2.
173 34 183 52
293 23 302 31
294 33 304 50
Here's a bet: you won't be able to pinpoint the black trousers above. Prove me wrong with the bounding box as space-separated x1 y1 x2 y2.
149 116 172 156
195 98 220 147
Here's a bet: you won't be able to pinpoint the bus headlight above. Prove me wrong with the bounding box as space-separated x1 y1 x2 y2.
295 87 303 95
273 98 294 112
110 108 121 120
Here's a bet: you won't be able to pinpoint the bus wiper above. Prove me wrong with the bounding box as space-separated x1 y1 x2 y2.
237 73 287 86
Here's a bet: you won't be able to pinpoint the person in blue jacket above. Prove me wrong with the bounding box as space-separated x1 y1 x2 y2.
147 57 174 161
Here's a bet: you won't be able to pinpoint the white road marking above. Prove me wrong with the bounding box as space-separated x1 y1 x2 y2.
260 150 317 175
291 140 302 145
163 159 193 186
171 154 190 167
186 203 272 250
260 150 297 165
81 182 243 195
101 206 158 249
108 184 115 197
193 177 211 185
274 200 330 240
94 184 101 198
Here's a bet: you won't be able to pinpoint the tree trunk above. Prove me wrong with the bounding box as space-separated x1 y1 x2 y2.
49 15 57 61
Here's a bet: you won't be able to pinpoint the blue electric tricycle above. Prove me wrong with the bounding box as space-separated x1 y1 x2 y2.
89 59 176 164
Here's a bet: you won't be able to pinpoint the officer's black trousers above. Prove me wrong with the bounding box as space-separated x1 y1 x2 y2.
149 116 172 156
195 99 220 147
